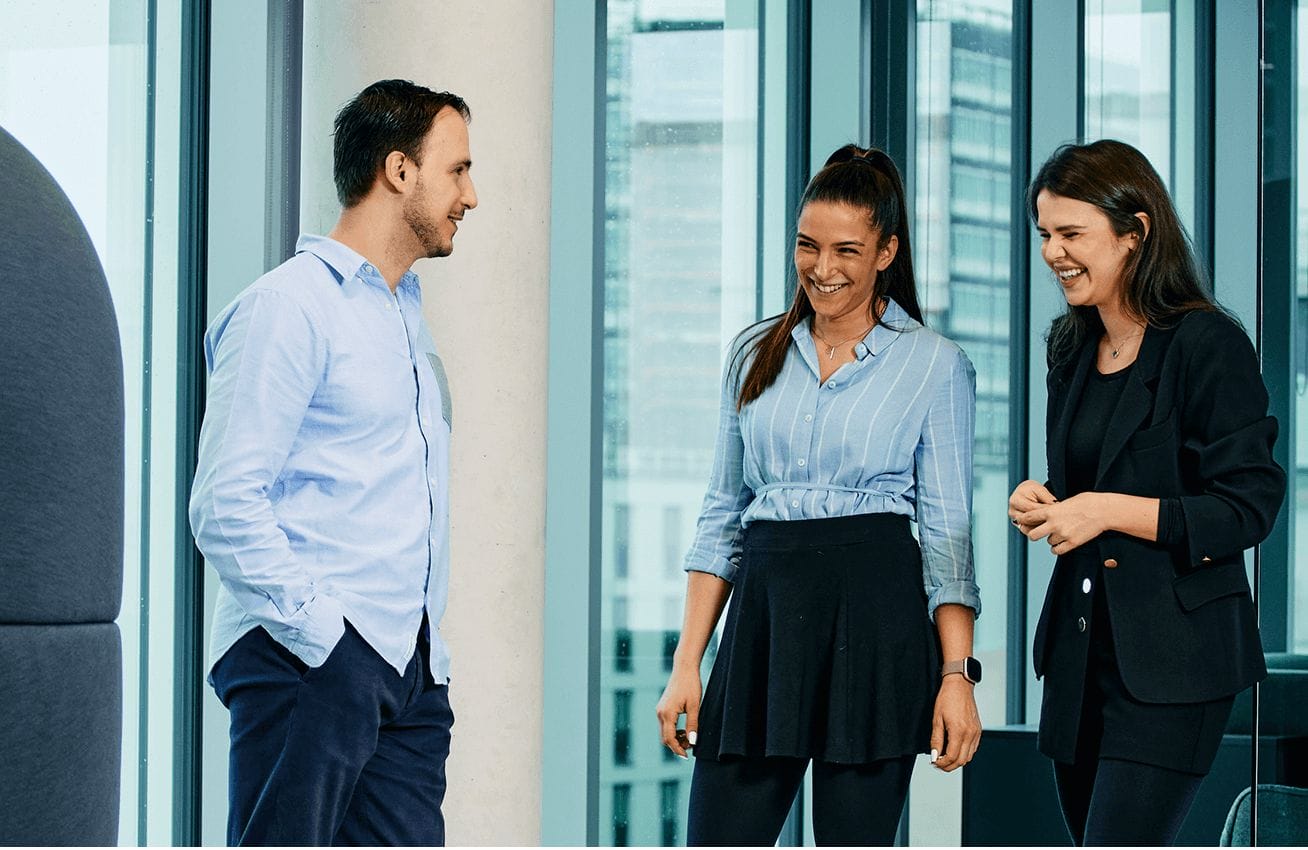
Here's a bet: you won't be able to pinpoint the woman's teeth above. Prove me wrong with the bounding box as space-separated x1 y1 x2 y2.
1058 268 1085 282
813 281 847 294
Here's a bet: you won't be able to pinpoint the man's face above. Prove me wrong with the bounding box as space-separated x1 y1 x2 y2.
404 106 478 258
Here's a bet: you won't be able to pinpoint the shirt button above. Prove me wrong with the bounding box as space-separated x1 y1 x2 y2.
1103 558 1118 569
804 414 813 422
1077 616 1087 633
791 500 800 508
362 263 373 273
797 459 806 467
1082 578 1092 594
828 381 837 388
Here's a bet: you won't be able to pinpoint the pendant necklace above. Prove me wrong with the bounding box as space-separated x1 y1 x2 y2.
1105 326 1145 359
812 321 875 361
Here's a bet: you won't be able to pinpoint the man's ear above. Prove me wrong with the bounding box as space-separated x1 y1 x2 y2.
382 150 409 193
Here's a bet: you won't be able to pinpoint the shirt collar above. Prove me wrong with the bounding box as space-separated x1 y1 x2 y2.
865 297 919 356
294 234 422 293
790 296 919 360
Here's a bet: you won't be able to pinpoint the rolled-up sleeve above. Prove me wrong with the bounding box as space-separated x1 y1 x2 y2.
914 349 981 619
188 289 345 665
683 344 755 584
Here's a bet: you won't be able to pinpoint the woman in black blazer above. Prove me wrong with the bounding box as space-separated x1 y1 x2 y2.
1008 140 1285 846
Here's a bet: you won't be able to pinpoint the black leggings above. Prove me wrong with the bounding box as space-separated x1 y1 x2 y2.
1054 757 1203 846
687 754 915 846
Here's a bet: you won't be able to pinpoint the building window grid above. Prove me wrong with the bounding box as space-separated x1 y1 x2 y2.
659 779 680 846
613 783 631 846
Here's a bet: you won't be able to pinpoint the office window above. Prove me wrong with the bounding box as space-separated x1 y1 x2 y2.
663 505 683 578
662 629 679 672
1291 3 1307 652
1084 0 1169 169
1084 0 1192 224
615 628 633 673
914 0 1014 780
659 779 681 846
613 783 631 846
613 503 631 579
598 1 759 843
613 689 633 766
0 4 185 843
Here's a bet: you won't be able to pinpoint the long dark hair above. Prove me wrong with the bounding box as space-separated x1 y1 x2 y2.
731 144 923 409
1028 139 1216 366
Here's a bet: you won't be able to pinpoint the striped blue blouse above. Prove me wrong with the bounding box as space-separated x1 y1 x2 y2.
683 297 982 618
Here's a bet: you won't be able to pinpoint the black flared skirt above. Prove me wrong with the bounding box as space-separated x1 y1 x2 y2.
695 513 940 764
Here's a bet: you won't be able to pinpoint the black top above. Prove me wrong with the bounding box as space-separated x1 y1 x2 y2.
1067 365 1132 497
1066 362 1185 546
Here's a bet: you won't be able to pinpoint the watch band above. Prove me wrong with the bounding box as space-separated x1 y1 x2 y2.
941 657 981 684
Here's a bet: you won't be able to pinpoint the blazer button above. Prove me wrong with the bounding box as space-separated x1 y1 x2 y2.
1103 558 1118 569
1077 616 1087 633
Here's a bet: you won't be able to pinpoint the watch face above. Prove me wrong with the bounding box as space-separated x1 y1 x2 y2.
965 657 983 684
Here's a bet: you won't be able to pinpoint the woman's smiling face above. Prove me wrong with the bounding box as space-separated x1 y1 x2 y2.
1035 189 1141 310
794 200 896 323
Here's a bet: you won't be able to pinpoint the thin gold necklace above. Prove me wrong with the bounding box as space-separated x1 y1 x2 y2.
812 320 875 361
1105 326 1145 359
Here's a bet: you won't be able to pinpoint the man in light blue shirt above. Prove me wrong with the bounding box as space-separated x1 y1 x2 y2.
190 79 476 846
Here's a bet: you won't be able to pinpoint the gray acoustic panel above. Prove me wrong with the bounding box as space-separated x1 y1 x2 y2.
0 623 122 845
0 125 124 625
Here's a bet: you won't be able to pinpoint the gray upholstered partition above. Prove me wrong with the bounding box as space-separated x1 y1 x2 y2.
0 125 124 845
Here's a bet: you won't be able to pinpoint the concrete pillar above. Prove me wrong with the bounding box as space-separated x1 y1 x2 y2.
300 3 552 843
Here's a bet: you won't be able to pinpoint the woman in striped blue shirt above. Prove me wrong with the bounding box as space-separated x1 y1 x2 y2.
656 145 982 846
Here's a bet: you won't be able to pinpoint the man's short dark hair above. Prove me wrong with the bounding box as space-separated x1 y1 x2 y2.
332 79 471 208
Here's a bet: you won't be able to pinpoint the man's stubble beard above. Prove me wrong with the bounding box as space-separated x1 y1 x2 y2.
403 185 453 259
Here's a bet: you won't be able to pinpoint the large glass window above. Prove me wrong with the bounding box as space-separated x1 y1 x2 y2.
0 3 183 844
598 0 759 844
1296 3 1308 654
914 0 1014 744
912 1 1014 842
1083 0 1194 225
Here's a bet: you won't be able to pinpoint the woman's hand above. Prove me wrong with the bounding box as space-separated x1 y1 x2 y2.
931 675 981 771
1016 492 1107 556
656 666 702 759
1008 479 1057 534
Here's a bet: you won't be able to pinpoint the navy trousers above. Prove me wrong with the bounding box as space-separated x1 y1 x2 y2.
211 620 453 846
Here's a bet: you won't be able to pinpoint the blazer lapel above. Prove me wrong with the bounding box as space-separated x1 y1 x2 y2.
1047 340 1096 498
1095 323 1167 484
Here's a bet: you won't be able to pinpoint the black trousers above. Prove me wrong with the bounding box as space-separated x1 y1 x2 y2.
687 754 915 846
210 620 453 846
1054 757 1202 846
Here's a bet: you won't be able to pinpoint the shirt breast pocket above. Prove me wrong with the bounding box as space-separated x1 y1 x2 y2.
425 352 453 431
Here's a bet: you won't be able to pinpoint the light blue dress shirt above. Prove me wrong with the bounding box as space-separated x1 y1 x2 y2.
684 298 981 618
191 234 452 681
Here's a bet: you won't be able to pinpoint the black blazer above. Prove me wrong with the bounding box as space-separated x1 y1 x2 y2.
1032 309 1285 704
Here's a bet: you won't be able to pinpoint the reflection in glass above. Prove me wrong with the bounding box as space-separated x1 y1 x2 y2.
915 0 1012 728
1084 0 1175 192
1296 4 1307 653
599 0 757 844
913 0 1012 841
0 3 180 843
